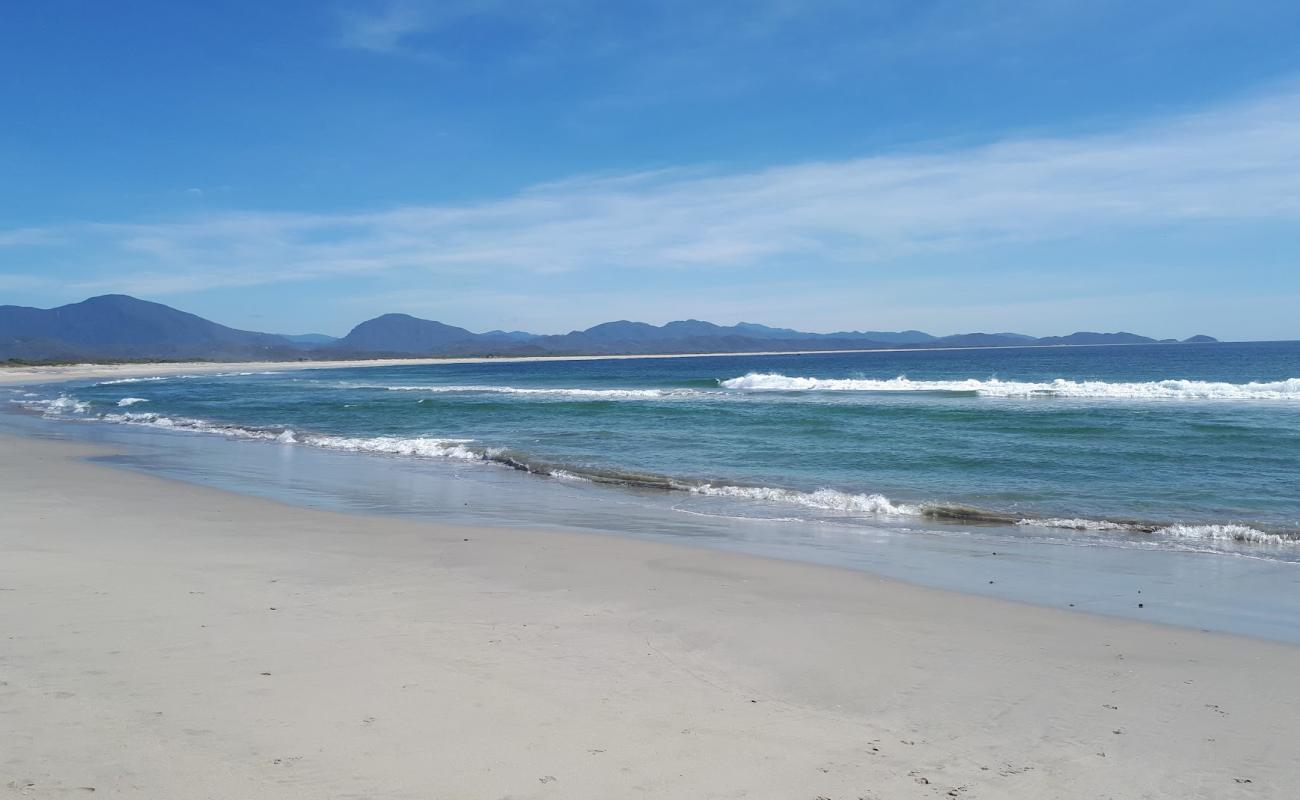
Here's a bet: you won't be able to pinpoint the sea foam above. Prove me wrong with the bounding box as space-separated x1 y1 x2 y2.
370 384 703 400
23 392 1298 551
96 410 483 459
1159 523 1297 547
720 373 1300 400
689 483 919 516
298 434 481 460
1017 517 1136 532
19 395 91 416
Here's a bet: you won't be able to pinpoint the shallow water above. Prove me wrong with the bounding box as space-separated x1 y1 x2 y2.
7 342 1300 641
16 342 1300 553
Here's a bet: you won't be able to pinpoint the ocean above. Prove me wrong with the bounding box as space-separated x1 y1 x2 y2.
8 341 1300 639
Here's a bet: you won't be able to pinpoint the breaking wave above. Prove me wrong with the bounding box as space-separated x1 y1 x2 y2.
288 433 481 460
720 373 1300 400
117 397 149 407
1016 517 1296 547
39 395 91 415
689 484 918 515
18 391 1299 553
366 384 707 400
15 395 92 416
98 411 289 440
94 376 173 385
1160 524 1299 547
1017 517 1137 532
93 372 267 387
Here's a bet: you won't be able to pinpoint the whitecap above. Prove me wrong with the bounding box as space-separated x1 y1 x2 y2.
689 483 918 516
1017 517 1134 532
298 434 480 460
720 373 1300 401
19 395 91 416
372 384 703 400
1158 524 1297 547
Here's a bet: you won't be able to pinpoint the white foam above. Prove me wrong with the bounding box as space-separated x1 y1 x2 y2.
1021 517 1297 547
689 484 918 516
94 372 264 386
92 411 485 461
28 396 1299 552
548 469 592 482
117 397 149 407
375 384 702 400
1018 517 1133 532
93 375 207 386
100 411 281 439
19 395 91 416
298 434 481 460
720 373 1300 401
1158 524 1296 547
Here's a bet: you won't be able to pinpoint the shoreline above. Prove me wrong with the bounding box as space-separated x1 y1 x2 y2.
0 339 1222 388
3 430 1299 797
8 400 1300 646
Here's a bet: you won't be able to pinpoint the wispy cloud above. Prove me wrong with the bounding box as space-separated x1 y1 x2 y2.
336 0 436 55
331 0 1084 75
335 0 525 58
6 88 1300 298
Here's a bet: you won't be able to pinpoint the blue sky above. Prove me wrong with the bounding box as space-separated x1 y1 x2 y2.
2 1 1299 339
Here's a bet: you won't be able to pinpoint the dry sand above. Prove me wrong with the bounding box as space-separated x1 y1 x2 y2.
2 431 1298 799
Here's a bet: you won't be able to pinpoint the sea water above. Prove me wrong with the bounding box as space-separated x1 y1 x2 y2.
8 341 1300 639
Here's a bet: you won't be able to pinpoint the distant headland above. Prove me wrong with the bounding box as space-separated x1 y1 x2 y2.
1 294 1221 364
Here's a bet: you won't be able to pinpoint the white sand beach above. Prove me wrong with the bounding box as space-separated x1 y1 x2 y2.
2 430 1298 799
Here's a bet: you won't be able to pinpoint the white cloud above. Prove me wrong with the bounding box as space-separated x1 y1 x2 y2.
0 227 60 247
7 87 1300 299
336 0 434 54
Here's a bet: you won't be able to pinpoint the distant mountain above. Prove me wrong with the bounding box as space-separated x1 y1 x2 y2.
1182 334 1219 343
933 333 1035 347
480 330 538 342
0 295 299 361
1034 332 1156 346
733 322 821 340
0 295 1224 363
845 330 938 344
335 313 480 354
281 333 338 345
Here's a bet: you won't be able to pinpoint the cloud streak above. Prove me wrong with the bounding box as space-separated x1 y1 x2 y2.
6 88 1300 297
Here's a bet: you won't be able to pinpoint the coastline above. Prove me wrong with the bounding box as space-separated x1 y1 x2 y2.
0 340 1214 388
3 431 1299 797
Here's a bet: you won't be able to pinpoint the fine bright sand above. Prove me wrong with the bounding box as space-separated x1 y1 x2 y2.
2 432 1299 799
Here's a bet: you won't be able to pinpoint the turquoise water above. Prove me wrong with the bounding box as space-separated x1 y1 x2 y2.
15 341 1300 561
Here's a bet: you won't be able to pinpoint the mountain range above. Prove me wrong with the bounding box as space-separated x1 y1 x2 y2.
0 295 1219 363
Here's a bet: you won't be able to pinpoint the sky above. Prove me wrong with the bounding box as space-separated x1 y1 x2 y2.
2 1 1299 339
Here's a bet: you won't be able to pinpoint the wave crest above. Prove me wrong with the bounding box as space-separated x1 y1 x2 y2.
370 384 702 400
301 434 480 460
720 373 1300 400
22 393 1299 552
17 395 91 416
1160 523 1298 547
689 484 918 516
